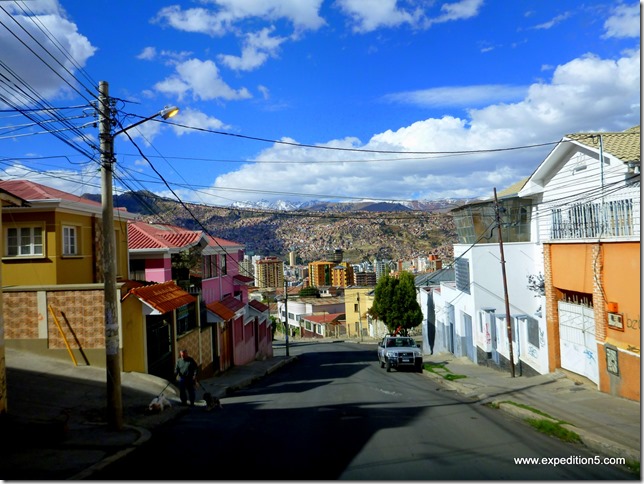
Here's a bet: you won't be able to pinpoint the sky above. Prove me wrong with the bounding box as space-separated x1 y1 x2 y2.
0 0 640 207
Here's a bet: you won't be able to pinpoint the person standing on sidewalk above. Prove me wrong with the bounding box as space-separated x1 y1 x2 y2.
174 349 198 406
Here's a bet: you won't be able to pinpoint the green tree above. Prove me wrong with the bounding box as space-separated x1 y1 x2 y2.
298 286 320 297
372 271 422 336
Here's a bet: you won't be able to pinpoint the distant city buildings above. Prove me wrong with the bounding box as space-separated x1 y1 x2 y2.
308 261 335 287
331 262 354 287
354 271 377 286
255 256 284 289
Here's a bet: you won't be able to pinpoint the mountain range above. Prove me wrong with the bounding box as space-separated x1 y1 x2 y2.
84 191 463 263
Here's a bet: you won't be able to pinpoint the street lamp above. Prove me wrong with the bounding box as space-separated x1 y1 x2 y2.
98 80 178 430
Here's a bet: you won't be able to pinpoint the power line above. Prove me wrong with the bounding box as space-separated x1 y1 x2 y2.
159 116 565 155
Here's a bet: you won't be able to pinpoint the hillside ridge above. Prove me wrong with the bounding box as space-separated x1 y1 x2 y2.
85 191 459 263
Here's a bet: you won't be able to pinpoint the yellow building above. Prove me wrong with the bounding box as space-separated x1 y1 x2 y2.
331 262 354 288
0 180 131 285
308 261 335 287
0 180 134 368
0 188 29 415
256 256 284 289
344 287 373 339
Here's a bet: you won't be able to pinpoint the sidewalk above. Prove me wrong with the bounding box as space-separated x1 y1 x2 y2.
0 347 298 480
0 344 640 479
422 352 641 465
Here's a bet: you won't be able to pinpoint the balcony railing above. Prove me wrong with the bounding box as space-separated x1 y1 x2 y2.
551 198 638 240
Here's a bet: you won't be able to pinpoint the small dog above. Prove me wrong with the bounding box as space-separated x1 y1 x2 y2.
147 395 172 413
203 392 223 411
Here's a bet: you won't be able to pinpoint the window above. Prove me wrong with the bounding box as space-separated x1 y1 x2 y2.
204 255 211 278
63 226 78 256
221 253 227 275
6 226 44 257
523 316 540 349
455 258 470 294
176 303 196 335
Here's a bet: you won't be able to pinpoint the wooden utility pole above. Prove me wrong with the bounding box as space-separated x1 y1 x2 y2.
284 281 289 356
494 188 515 377
98 81 123 430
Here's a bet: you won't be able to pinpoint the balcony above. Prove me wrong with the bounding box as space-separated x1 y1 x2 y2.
551 198 638 240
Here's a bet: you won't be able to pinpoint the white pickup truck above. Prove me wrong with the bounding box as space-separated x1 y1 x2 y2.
377 335 423 372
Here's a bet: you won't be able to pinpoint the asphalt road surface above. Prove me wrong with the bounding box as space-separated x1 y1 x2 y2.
91 341 635 480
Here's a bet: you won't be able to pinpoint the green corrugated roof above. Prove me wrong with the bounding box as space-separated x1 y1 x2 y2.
566 125 640 163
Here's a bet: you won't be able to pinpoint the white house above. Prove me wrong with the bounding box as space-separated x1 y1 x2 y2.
432 180 549 376
518 126 640 400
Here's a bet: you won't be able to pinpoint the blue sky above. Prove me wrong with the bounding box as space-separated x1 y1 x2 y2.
0 0 640 206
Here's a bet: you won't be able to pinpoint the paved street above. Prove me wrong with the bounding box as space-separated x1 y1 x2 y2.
90 341 636 480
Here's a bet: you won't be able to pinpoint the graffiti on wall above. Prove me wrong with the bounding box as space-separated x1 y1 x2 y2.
527 344 538 360
626 317 639 331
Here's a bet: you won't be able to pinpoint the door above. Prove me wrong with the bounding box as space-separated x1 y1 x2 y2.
490 317 501 365
463 313 475 363
558 301 598 384
446 304 455 354
146 315 173 380
220 319 234 372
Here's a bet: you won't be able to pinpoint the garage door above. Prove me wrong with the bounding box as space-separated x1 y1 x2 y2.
558 301 598 384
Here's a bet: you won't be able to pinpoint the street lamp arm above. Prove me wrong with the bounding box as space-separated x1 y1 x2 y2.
112 105 179 137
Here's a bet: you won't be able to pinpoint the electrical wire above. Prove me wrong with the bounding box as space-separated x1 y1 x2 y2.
157 116 565 155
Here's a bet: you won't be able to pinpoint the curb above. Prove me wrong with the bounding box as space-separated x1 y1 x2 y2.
424 368 640 466
562 425 640 464
68 424 151 480
491 401 639 464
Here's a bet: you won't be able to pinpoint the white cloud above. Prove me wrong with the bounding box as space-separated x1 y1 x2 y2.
0 163 102 196
170 107 228 136
137 47 157 60
532 12 571 30
336 0 484 33
207 49 640 203
0 3 96 105
212 0 326 31
117 107 226 147
602 3 640 39
154 58 252 101
218 27 287 71
432 0 485 24
336 0 420 32
152 6 231 37
258 85 270 99
383 85 528 108
153 0 325 36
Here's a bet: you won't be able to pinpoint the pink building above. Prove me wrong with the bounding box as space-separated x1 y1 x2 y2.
127 221 272 375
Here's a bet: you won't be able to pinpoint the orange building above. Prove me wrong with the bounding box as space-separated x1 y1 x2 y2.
308 261 335 287
520 126 640 401
331 262 354 288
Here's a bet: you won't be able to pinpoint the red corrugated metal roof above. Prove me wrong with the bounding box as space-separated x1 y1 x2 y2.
206 300 236 320
221 295 245 313
0 179 102 207
233 274 254 284
301 313 345 324
128 221 203 251
249 299 269 312
125 281 195 314
204 233 243 249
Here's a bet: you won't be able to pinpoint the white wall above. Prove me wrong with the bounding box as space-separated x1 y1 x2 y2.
434 241 549 374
